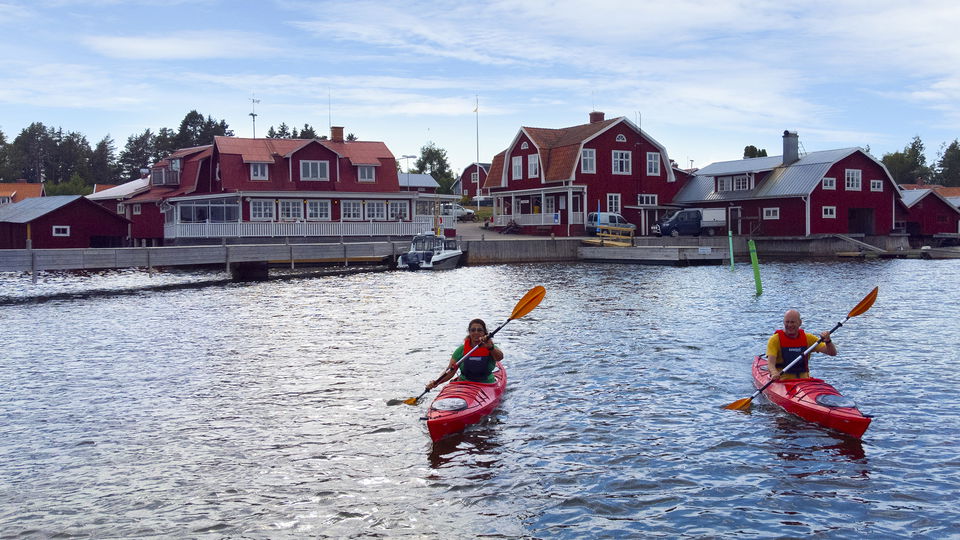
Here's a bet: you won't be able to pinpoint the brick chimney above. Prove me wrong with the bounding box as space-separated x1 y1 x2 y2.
331 126 344 142
782 130 799 165
589 111 605 123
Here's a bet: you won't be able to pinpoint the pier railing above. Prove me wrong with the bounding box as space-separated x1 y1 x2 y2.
164 216 454 239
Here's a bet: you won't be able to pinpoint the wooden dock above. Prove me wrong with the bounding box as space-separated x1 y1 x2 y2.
579 244 729 265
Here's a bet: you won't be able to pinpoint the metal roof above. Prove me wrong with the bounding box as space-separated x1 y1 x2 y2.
899 189 929 208
399 173 439 189
0 195 81 223
86 178 150 200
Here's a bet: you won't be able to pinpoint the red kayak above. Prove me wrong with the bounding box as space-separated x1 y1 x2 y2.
751 356 871 438
426 362 506 441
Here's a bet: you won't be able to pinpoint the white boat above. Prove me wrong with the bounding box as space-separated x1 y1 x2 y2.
397 233 462 270
921 246 960 259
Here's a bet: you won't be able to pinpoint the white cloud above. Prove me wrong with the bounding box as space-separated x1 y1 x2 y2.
81 30 282 60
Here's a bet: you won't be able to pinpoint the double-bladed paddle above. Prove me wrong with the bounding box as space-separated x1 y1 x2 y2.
724 286 878 411
396 285 546 406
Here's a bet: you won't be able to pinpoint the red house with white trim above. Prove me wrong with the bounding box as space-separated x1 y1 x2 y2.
0 195 129 249
897 188 960 238
457 163 490 201
672 131 900 237
483 112 683 236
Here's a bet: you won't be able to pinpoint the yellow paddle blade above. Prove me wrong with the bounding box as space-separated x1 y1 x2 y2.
723 397 754 410
402 397 419 405
847 286 879 318
510 285 546 320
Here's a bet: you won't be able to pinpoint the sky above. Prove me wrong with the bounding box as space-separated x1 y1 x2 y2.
2 0 960 176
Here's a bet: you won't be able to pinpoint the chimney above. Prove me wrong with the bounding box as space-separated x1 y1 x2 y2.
331 126 344 142
782 130 799 165
589 111 605 124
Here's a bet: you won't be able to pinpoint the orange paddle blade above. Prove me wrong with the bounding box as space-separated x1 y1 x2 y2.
847 286 878 318
723 397 754 411
510 285 546 320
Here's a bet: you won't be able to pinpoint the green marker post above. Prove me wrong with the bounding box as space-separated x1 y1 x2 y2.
728 230 735 271
748 239 762 296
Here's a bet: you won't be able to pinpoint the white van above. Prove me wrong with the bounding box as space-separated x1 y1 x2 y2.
586 212 635 235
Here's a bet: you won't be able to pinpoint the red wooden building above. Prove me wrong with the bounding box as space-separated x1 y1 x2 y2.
482 112 682 236
897 188 960 238
456 163 490 201
673 131 900 237
0 195 129 249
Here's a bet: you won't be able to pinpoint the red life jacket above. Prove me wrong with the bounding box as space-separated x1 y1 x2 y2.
775 329 810 375
459 337 494 382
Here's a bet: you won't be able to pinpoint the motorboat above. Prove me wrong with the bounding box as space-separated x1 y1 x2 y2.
397 233 462 270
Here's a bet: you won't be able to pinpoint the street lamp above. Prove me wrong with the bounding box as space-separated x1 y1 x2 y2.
401 155 417 217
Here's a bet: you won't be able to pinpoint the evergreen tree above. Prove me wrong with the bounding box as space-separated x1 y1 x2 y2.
743 145 768 158
0 130 16 181
882 136 931 184
415 142 456 194
936 140 960 187
154 127 178 157
299 124 318 139
48 129 92 185
11 122 55 183
44 172 92 195
90 136 121 184
266 126 278 139
118 129 156 181
346 132 357 141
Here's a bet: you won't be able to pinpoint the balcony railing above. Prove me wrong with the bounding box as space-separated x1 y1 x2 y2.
493 212 583 226
164 216 453 239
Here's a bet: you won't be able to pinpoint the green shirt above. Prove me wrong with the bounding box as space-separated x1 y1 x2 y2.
452 343 498 383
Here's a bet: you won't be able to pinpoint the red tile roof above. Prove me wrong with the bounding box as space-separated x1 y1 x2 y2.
484 152 506 189
214 136 393 166
0 182 45 202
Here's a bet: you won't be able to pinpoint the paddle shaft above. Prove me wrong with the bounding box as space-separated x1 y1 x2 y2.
748 318 847 401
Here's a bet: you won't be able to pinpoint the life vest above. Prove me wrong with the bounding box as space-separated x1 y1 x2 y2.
775 329 810 375
459 337 494 382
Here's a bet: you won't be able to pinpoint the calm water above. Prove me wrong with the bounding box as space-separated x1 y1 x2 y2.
1 258 958 538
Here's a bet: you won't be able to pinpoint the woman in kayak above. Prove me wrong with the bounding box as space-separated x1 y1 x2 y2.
425 318 504 389
767 309 837 379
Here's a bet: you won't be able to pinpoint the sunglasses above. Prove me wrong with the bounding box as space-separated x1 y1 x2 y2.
469 327 485 332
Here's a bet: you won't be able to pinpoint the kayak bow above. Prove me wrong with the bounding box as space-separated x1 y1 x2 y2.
426 362 507 441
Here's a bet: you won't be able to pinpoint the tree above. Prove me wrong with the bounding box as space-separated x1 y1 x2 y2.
118 129 156 181
882 136 931 184
90 136 121 184
346 132 357 141
414 142 456 194
299 124 318 139
743 145 767 158
0 129 16 181
174 110 230 148
936 140 960 187
44 172 92 195
48 129 92 185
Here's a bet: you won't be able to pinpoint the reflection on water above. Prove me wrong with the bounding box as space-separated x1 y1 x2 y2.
1 259 959 538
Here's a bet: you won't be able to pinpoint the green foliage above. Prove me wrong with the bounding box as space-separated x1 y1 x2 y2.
936 140 960 187
299 124 318 139
882 136 931 184
118 129 156 181
44 173 93 195
743 145 768 158
415 142 456 194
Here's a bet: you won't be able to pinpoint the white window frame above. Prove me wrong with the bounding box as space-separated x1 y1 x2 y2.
52 225 70 237
717 177 732 192
528 154 539 178
250 200 275 221
612 150 632 175
279 200 303 221
306 200 331 220
471 172 479 184
822 177 836 190
733 174 751 191
822 206 837 219
358 166 376 183
646 152 661 176
132 203 142 215
0 196 11 204
870 179 883 192
845 169 862 191
520 142 529 150
616 134 627 143
342 200 363 220
544 197 555 214
389 201 409 220
607 193 621 213
763 207 780 220
512 156 523 180
581 148 596 174
300 160 329 182
637 194 658 206
250 162 269 181
366 201 386 220
116 203 125 214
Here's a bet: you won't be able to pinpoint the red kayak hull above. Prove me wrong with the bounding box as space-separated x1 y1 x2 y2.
426 362 506 441
751 356 871 439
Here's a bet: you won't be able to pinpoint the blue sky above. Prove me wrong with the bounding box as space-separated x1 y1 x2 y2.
2 0 959 175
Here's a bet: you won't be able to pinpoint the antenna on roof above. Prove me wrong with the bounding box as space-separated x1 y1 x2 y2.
249 94 260 138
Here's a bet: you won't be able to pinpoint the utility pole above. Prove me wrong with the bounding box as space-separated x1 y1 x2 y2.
249 95 260 138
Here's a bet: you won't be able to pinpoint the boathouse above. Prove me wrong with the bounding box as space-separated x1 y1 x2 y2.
482 112 686 237
896 188 960 240
0 195 129 249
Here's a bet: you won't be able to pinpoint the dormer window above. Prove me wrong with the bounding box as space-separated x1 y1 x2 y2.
358 166 375 182
521 142 529 150
251 163 269 181
616 134 627 143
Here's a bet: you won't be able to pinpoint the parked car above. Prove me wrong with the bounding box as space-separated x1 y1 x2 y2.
586 212 636 236
652 208 726 236
441 203 477 222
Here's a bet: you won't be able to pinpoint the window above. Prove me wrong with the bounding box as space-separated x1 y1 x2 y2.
581 149 596 174
306 200 331 220
607 193 621 213
733 174 751 191
279 200 303 220
612 150 632 175
763 207 780 220
116 203 125 214
512 156 523 180
342 200 362 220
845 169 862 191
544 197 555 214
52 225 70 237
0 196 10 204
389 201 409 220
366 201 386 220
251 163 269 181
520 142 529 150
717 177 732 192
528 155 539 178
637 194 658 206
133 204 142 215
471 172 479 184
822 206 837 219
300 160 329 181
250 200 275 220
822 177 836 190
358 166 375 183
646 152 660 176
871 179 883 192
616 134 627 143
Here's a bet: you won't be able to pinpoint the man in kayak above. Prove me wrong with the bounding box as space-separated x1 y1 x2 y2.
425 318 504 389
767 309 837 380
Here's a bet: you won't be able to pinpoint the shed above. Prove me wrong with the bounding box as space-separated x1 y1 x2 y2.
0 196 130 249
